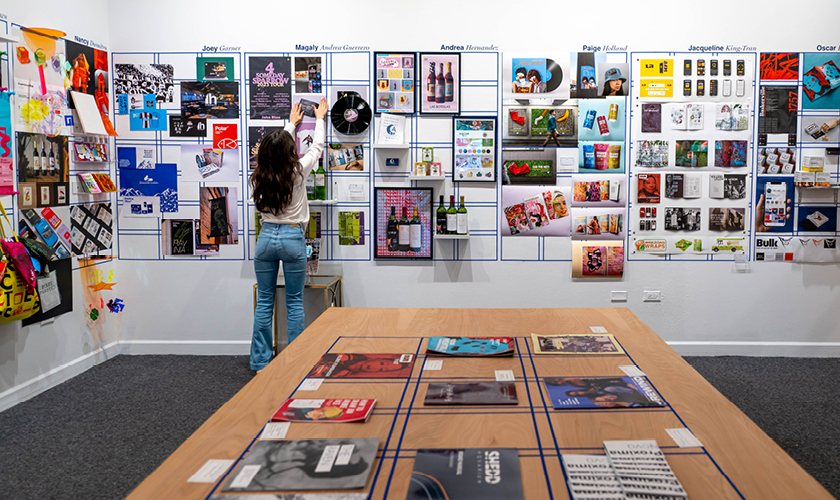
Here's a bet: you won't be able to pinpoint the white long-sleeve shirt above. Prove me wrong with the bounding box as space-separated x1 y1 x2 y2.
259 119 325 225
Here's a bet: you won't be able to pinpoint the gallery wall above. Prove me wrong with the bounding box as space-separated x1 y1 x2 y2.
3 0 840 411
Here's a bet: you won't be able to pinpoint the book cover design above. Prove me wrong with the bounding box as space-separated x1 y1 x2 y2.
406 448 524 500
338 212 364 245
272 399 376 423
426 337 515 357
523 195 550 229
424 382 518 405
531 334 624 355
543 376 665 409
307 353 415 379
674 140 708 167
222 438 379 492
758 86 798 135
641 103 661 133
636 173 660 204
504 204 531 235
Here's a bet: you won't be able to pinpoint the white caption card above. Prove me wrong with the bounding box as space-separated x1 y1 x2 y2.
315 445 341 473
424 359 443 371
289 399 325 408
666 428 703 448
298 378 324 391
335 444 355 466
259 422 290 440
229 465 261 488
187 459 234 483
619 365 646 377
590 326 608 334
495 370 515 381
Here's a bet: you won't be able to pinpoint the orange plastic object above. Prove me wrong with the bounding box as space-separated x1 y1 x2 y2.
16 46 29 64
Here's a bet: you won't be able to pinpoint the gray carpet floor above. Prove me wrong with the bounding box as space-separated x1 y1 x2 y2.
0 355 836 499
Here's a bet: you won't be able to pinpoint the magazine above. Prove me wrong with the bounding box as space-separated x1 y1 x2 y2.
573 180 622 202
641 103 661 133
531 334 624 355
424 382 518 405
636 173 660 204
664 173 701 199
803 60 840 102
271 399 376 423
635 140 669 168
664 207 701 231
405 448 524 500
715 104 749 131
426 337 515 357
714 140 747 167
221 438 379 492
543 376 665 409
709 174 746 199
306 353 415 379
674 140 708 167
709 207 745 231
670 103 703 130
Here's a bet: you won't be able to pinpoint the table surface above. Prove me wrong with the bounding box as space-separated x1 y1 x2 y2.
126 308 833 499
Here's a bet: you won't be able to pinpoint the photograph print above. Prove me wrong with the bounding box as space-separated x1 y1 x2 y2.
419 52 460 114
180 81 240 119
114 64 175 102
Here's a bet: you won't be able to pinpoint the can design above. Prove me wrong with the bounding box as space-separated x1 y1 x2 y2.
583 109 596 129
608 103 618 122
597 115 610 136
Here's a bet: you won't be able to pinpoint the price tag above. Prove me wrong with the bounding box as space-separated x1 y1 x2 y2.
335 444 355 465
666 428 703 448
399 354 414 363
589 326 608 334
424 359 443 371
495 370 515 382
315 445 340 473
187 459 234 483
619 365 646 377
259 422 290 440
229 465 261 488
289 399 325 408
298 378 323 391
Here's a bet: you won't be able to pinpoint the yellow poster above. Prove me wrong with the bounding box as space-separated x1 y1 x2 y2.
640 59 673 77
640 79 674 98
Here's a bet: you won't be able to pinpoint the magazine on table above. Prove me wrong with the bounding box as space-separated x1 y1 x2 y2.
271 399 376 423
543 376 665 409
405 448 524 500
424 382 518 405
306 353 415 379
531 334 624 355
426 337 515 357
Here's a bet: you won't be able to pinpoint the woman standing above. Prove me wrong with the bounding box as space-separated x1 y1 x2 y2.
250 98 329 373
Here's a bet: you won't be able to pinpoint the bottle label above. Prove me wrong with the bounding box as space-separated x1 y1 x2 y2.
447 214 457 231
436 83 445 99
315 174 325 186
436 213 447 233
428 83 435 97
445 83 453 98
306 175 315 194
457 213 467 234
398 225 410 245
410 225 421 248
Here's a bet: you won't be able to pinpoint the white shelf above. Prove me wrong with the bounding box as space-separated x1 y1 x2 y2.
435 233 470 240
374 143 409 149
309 199 337 206
409 175 445 181
0 33 20 44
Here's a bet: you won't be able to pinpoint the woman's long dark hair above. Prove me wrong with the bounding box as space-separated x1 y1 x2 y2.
603 81 625 96
250 129 300 215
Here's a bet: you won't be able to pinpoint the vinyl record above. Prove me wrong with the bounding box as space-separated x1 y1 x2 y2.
545 58 564 92
330 92 372 135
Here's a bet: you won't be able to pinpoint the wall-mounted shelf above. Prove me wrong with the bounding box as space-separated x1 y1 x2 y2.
374 143 409 149
409 175 445 181
309 199 338 206
435 233 470 240
0 33 20 44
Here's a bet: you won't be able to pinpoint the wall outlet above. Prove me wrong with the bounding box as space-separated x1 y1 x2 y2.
643 290 661 302
611 291 628 302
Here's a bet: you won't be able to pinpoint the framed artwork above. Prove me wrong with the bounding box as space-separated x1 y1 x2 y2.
374 187 433 260
418 52 461 115
452 116 497 182
373 52 416 114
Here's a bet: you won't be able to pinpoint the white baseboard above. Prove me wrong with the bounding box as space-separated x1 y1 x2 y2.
120 340 251 355
669 341 840 357
0 341 122 413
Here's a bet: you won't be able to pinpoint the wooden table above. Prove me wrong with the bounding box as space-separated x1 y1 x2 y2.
126 308 834 499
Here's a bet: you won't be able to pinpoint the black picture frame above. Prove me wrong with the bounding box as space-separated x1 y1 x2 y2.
374 187 433 260
418 52 461 115
373 52 417 115
452 116 498 183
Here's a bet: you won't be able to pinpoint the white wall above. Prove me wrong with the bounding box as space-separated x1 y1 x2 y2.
0 1 119 412
4 0 840 412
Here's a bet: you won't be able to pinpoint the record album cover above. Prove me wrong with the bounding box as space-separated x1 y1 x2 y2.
306 353 415 379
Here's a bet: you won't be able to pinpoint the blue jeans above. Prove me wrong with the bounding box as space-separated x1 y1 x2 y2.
251 222 307 371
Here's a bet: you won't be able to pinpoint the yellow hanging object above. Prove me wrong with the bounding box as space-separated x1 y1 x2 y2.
21 99 50 122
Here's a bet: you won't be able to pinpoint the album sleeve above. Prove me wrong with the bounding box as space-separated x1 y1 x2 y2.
299 119 326 176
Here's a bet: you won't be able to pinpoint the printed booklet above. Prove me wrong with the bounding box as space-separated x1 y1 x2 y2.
222 437 379 492
543 376 665 409
426 337 515 357
306 353 415 379
405 448 524 500
424 382 518 405
271 399 376 423
531 334 624 355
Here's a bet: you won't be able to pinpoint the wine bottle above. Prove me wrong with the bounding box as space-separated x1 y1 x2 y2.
387 206 399 251
446 195 457 234
314 158 326 200
435 195 447 234
435 63 445 104
457 195 468 235
306 166 316 200
40 141 47 175
398 206 410 251
410 207 422 252
427 62 436 102
445 62 454 102
48 142 56 175
32 140 40 176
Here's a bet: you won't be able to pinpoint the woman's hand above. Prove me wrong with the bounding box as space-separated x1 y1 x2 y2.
314 97 329 120
289 103 303 126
